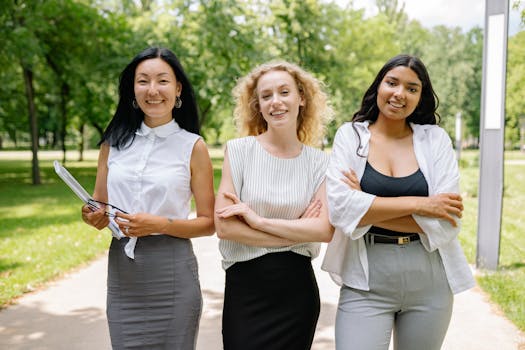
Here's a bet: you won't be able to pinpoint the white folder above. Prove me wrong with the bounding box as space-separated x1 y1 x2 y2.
53 160 124 239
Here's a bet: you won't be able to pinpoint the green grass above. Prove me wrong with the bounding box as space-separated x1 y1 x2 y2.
0 151 224 307
0 148 524 333
458 149 525 331
504 150 525 161
0 158 111 306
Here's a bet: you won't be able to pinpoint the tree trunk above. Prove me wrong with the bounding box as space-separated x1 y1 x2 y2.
22 65 41 185
52 129 58 148
78 123 85 161
60 83 70 164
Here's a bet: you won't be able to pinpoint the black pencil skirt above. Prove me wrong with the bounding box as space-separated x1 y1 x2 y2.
222 252 320 350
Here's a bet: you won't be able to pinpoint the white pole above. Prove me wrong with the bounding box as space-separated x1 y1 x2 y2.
476 0 509 270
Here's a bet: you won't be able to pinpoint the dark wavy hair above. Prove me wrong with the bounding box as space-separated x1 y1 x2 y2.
100 47 200 149
352 54 440 125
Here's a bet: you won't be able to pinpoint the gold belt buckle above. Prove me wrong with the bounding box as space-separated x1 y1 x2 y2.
398 236 410 245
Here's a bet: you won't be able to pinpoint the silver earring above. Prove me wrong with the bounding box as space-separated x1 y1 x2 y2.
132 99 139 109
175 96 182 109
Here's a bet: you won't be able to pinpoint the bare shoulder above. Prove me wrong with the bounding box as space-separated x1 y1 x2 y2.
190 138 210 160
193 138 208 152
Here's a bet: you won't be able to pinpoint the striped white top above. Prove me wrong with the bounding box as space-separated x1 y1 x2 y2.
219 136 329 269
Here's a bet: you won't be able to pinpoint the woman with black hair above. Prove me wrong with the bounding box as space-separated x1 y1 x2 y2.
81 47 215 349
322 54 475 349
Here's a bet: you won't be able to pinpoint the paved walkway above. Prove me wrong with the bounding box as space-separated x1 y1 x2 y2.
1 237 524 349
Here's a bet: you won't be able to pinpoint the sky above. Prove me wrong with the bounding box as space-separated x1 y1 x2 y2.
347 0 524 36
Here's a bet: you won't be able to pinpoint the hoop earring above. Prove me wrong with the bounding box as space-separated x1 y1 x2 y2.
175 96 182 109
132 99 139 109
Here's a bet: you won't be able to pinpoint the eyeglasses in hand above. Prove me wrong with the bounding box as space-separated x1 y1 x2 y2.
87 199 128 217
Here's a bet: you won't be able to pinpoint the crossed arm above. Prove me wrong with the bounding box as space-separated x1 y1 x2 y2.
214 150 334 247
339 168 463 232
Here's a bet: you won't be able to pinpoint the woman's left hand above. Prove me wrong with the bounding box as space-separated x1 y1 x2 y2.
341 168 362 191
216 192 262 229
114 212 161 237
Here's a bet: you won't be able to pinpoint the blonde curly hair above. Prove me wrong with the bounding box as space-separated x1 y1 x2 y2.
232 61 334 147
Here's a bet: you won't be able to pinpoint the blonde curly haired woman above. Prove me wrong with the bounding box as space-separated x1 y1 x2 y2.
215 61 335 350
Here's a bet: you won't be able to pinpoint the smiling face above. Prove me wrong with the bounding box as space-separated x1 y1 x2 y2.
134 58 181 127
376 66 422 122
256 70 305 131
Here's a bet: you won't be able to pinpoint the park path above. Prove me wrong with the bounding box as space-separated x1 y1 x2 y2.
1 150 524 349
0 235 524 350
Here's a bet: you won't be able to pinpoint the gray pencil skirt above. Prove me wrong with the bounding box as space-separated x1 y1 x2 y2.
107 235 202 350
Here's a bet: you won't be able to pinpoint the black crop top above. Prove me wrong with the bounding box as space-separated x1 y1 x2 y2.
360 161 428 236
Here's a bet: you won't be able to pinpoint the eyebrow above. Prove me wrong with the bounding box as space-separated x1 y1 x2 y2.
136 72 172 77
258 83 292 92
385 75 421 87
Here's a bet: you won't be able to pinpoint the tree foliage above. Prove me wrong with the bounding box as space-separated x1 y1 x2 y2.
1 0 524 182
506 31 525 146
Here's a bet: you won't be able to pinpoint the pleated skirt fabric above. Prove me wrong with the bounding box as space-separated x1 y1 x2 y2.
222 252 320 350
107 235 202 350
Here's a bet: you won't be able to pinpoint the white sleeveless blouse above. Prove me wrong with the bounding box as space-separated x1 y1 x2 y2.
107 120 200 258
219 136 329 269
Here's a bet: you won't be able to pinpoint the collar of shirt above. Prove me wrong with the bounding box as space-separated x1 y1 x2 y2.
353 121 434 153
135 119 181 138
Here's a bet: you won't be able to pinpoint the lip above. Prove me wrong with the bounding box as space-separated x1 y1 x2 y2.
146 100 164 104
388 101 405 108
270 110 287 116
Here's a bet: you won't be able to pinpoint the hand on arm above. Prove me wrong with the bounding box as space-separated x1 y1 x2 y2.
216 191 263 229
340 168 361 191
216 188 333 243
248 181 334 243
339 167 463 229
215 191 322 225
114 139 215 239
362 193 463 227
214 149 297 247
413 193 463 225
300 199 322 219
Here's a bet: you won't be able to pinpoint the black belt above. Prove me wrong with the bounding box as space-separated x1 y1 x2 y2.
365 233 420 245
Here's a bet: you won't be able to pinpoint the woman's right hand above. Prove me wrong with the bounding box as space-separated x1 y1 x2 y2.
415 193 464 227
81 204 109 230
300 199 322 219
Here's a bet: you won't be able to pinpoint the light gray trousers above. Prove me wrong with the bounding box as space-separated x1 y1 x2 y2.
335 240 453 350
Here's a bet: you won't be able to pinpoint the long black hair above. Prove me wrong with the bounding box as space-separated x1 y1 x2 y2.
353 54 440 125
100 47 200 149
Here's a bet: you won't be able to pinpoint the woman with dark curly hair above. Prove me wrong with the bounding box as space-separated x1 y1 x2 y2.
323 54 475 350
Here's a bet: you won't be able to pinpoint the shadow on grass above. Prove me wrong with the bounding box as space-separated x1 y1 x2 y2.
0 160 98 187
499 261 525 270
0 213 84 238
0 259 24 274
